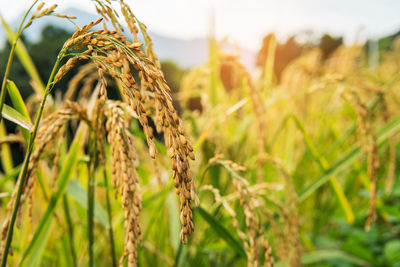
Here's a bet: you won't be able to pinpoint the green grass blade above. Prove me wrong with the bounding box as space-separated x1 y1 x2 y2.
60 234 75 267
212 159 251 185
1 104 32 132
0 121 13 173
0 165 20 189
20 219 54 267
0 135 23 145
289 115 354 223
5 81 31 121
0 15 45 93
62 196 77 267
166 192 180 252
6 80 31 142
195 206 246 259
101 168 117 267
19 133 82 265
301 249 371 266
299 116 400 202
66 179 109 228
174 241 189 267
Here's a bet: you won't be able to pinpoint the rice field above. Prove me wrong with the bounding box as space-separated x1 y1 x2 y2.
0 1 400 266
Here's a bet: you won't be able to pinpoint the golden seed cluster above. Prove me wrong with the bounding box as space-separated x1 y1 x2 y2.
56 0 198 258
104 103 142 266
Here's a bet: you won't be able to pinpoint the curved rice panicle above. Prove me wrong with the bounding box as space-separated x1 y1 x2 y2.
1 1 197 265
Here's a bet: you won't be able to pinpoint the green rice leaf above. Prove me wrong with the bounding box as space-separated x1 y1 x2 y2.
166 192 180 252
195 206 246 259
0 122 14 173
20 220 54 267
6 80 31 142
66 179 109 228
1 104 32 132
301 249 371 266
19 133 82 266
299 116 400 202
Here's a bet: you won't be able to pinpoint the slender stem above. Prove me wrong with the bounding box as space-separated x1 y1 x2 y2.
0 0 38 123
0 42 17 122
87 131 96 267
87 171 94 267
103 168 117 267
63 195 78 267
0 47 66 267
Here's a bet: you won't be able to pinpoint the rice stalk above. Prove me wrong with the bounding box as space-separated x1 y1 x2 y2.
342 89 380 230
380 93 397 195
207 155 274 267
2 1 198 265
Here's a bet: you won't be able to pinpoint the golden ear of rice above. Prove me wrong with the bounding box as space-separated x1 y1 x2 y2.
59 0 198 261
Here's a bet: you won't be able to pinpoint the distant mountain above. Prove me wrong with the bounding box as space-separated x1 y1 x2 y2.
0 8 256 70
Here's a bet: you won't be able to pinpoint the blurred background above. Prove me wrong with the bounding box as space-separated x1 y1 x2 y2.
2 1 400 266
2 1 400 119
2 0 400 80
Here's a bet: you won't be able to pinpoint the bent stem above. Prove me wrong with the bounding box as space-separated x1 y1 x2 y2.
0 0 39 123
0 47 67 267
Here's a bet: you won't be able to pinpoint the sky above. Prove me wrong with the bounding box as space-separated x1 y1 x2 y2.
1 0 400 50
